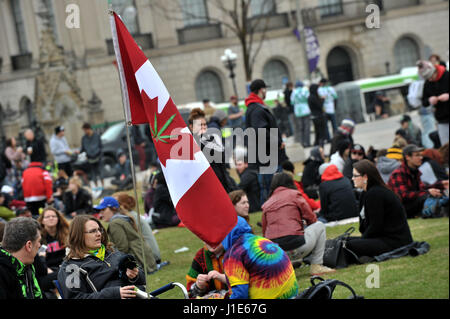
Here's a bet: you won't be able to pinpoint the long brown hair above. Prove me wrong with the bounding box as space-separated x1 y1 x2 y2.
353 159 390 191
66 215 112 260
112 192 139 232
228 189 247 206
37 206 70 247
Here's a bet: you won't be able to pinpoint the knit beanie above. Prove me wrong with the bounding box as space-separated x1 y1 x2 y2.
386 147 403 160
417 60 436 80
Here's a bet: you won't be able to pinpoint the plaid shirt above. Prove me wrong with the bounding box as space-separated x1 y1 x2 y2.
388 161 442 203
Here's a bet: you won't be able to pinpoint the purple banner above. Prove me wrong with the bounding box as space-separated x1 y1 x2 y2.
304 27 320 73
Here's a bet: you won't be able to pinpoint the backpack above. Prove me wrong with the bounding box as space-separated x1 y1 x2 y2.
296 276 364 299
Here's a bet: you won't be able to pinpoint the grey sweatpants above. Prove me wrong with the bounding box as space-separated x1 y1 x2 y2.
290 221 327 265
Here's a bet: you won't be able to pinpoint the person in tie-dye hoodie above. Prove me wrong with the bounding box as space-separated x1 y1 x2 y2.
222 216 298 299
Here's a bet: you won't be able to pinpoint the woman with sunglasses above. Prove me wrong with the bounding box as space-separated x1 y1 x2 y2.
57 215 146 299
346 159 413 260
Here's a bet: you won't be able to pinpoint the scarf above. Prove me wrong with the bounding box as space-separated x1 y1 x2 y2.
244 92 265 107
88 244 106 261
431 64 446 82
0 248 43 299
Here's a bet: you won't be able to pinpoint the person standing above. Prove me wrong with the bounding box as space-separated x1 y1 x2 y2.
49 126 75 177
24 129 47 164
227 96 244 129
244 79 288 204
318 78 338 141
308 84 327 147
291 81 311 147
81 123 104 189
283 81 295 137
418 60 449 145
22 162 53 217
0 217 43 299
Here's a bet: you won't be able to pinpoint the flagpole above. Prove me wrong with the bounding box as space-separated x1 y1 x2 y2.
109 8 150 293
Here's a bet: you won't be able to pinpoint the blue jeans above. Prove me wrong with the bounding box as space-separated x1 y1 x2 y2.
258 165 282 205
324 113 337 141
419 111 436 149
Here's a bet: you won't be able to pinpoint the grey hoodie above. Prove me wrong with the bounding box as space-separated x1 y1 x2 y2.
49 134 72 164
377 156 401 184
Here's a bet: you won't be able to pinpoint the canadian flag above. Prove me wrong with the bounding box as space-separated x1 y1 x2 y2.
110 12 237 247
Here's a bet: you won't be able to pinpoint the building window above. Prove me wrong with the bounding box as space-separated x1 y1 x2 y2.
195 71 224 103
251 0 276 16
319 0 343 17
111 0 139 34
10 0 28 53
180 0 208 26
394 37 420 71
42 0 60 44
262 59 289 90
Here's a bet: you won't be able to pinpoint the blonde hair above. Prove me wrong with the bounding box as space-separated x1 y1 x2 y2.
69 175 83 189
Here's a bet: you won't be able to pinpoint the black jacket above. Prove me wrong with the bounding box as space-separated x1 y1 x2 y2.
62 188 93 216
358 185 413 249
422 69 449 123
238 168 261 213
26 138 47 164
0 248 43 299
301 158 323 188
319 166 358 221
57 249 146 299
245 102 288 170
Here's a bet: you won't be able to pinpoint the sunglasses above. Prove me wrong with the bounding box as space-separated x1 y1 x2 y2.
351 151 364 155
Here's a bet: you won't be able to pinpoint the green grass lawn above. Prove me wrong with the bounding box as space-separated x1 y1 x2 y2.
143 213 449 299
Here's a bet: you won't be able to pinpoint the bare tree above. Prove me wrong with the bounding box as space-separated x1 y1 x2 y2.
149 0 284 82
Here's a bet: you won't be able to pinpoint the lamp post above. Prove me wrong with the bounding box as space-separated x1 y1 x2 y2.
221 48 238 98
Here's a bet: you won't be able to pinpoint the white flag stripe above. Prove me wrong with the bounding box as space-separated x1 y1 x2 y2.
109 14 132 123
160 151 210 207
135 60 170 114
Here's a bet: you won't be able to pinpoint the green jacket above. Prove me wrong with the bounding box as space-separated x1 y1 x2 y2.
107 214 157 273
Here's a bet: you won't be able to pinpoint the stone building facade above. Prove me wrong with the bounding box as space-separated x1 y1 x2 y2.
0 0 448 147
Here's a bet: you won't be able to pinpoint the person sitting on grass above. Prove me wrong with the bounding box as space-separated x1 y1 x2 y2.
261 172 335 275
317 163 358 223
281 160 320 213
346 160 414 261
36 207 70 298
95 196 157 275
57 215 146 299
186 242 228 299
113 192 169 271
62 175 93 219
222 216 298 299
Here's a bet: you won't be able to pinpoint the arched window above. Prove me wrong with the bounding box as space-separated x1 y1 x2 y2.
394 37 420 71
326 46 354 85
195 71 224 103
262 59 289 90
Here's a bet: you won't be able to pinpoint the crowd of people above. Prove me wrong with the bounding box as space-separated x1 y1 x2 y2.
0 55 449 299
